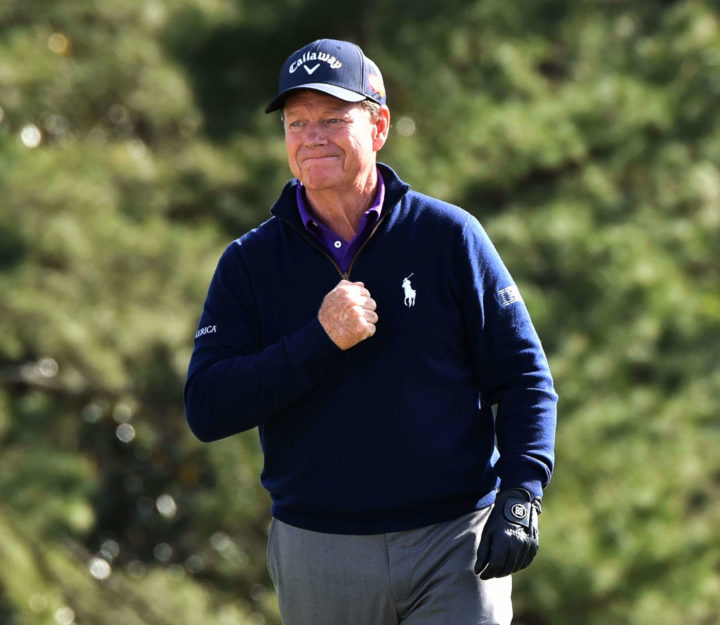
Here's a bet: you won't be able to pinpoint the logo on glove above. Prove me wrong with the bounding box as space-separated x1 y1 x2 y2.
510 503 528 520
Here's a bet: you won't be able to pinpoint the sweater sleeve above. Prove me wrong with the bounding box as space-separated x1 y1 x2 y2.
184 242 342 442
458 216 558 499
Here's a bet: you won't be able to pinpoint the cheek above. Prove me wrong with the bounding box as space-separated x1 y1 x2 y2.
346 134 372 160
353 140 375 166
360 125 378 153
285 138 301 173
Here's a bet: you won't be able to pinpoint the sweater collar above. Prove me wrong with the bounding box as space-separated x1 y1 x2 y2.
270 162 411 225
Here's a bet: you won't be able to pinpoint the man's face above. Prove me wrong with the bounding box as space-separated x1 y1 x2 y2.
282 90 388 194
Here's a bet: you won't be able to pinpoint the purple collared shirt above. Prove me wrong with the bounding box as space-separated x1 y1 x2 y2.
296 168 385 274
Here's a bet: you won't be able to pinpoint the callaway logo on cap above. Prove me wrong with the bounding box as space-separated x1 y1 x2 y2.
265 39 386 113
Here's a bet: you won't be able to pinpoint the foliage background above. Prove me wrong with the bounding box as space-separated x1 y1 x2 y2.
1 1 719 623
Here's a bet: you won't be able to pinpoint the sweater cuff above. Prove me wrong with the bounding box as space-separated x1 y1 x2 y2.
500 477 544 501
284 317 343 384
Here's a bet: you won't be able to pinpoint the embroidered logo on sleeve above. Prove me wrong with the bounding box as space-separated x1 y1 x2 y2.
497 285 522 307
195 324 217 339
402 274 416 307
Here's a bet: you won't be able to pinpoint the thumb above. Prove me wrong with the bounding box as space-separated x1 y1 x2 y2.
474 532 492 575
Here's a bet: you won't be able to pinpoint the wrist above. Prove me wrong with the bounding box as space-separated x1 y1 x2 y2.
495 489 541 528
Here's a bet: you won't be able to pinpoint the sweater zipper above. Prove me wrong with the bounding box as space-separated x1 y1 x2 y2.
342 216 386 279
281 220 345 277
281 210 389 280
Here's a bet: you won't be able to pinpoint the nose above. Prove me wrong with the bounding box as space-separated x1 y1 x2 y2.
305 121 328 146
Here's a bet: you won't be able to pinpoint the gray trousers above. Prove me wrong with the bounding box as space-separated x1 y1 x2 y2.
266 508 512 625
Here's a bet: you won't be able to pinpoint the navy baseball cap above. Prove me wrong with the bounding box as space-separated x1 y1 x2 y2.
265 39 386 113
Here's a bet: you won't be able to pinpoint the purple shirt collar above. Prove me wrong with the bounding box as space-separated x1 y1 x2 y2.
296 168 385 274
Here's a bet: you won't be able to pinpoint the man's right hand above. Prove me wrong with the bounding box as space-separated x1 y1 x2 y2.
318 280 378 350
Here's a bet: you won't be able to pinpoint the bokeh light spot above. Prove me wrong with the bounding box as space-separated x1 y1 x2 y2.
20 124 42 148
112 401 134 423
184 554 205 574
38 357 59 378
127 560 146 579
210 531 231 553
153 542 173 562
156 493 177 519
88 557 112 580
82 402 104 423
48 33 71 55
54 606 75 625
168 563 185 579
100 539 120 561
28 594 48 613
43 113 69 137
108 103 129 125
396 117 416 137
115 423 136 443
249 583 267 602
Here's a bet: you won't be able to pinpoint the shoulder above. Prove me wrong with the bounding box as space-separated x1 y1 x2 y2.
225 177 300 256
399 189 480 235
380 163 470 227
207 218 283 283
380 164 492 246
397 189 504 273
227 216 285 254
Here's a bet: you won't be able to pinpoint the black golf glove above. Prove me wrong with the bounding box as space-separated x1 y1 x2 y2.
474 488 541 579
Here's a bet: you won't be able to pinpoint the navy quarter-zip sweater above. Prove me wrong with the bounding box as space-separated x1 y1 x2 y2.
185 164 557 534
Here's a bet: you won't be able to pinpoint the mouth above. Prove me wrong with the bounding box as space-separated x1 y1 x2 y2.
303 155 339 163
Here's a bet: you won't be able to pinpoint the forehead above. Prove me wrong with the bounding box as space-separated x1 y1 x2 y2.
283 90 360 115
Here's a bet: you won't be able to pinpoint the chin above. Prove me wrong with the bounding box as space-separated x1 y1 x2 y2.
303 172 342 190
304 180 339 193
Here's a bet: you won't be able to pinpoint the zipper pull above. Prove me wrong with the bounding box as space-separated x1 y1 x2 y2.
342 271 350 280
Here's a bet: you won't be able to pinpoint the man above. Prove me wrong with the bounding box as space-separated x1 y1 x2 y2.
185 38 557 625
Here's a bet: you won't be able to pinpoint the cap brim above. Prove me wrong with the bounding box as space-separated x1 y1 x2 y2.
265 83 367 113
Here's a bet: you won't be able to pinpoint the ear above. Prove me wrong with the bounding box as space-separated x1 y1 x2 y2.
372 106 391 152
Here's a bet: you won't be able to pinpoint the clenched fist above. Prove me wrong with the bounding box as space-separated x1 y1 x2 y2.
318 280 378 350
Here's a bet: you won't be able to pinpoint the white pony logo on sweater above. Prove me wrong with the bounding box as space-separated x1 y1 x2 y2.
402 274 416 307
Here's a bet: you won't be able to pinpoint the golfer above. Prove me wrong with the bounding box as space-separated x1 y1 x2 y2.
185 38 558 625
